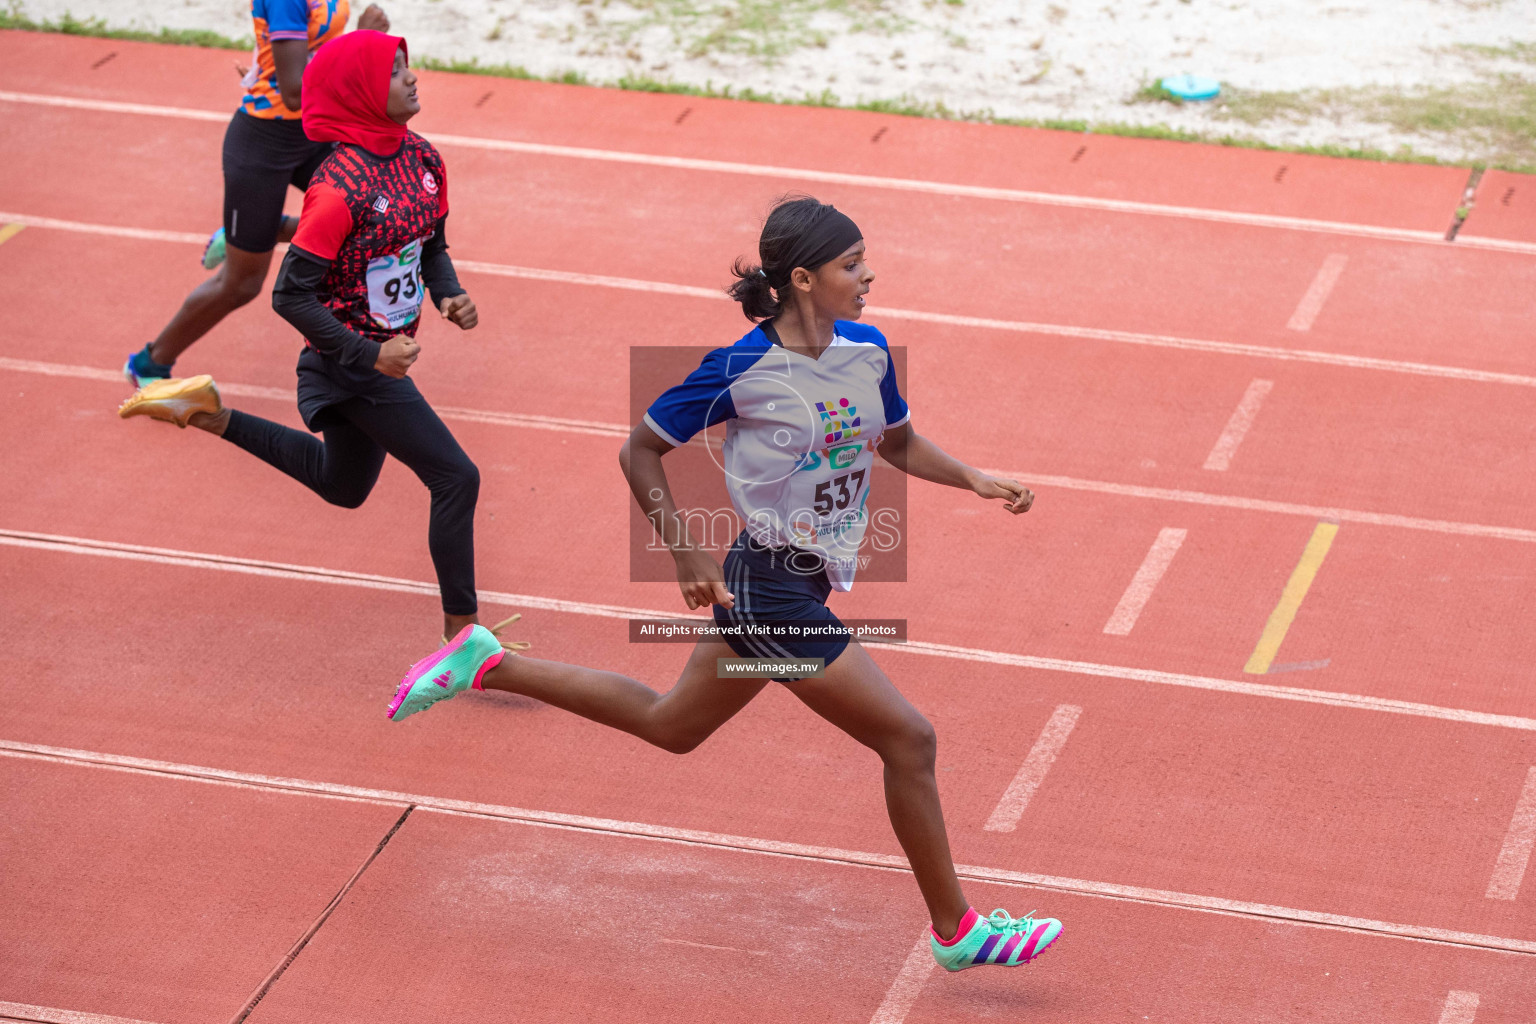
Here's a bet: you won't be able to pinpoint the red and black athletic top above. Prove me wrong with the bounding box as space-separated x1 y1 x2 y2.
272 131 463 373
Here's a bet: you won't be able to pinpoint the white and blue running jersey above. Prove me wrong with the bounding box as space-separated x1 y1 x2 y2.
644 320 909 590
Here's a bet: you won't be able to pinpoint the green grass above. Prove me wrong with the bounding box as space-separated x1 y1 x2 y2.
1453 40 1536 64
601 0 909 62
1216 75 1536 174
415 55 590 87
7 8 1535 172
1132 80 1184 106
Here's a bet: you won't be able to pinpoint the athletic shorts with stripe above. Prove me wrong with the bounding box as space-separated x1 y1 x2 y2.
221 110 332 253
713 531 851 680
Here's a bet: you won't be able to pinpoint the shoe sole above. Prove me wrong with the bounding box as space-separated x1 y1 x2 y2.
1022 927 1060 964
935 926 1061 972
387 634 464 721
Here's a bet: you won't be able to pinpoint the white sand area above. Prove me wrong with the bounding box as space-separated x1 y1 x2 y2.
15 0 1536 164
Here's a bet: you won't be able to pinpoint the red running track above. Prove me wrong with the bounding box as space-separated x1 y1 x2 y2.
3 29 1536 1024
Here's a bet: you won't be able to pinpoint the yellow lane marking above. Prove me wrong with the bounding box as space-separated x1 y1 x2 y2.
1245 521 1338 675
0 223 25 246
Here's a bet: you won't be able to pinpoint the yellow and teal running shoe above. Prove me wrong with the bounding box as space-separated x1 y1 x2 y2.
388 617 529 721
929 908 1062 971
202 226 226 270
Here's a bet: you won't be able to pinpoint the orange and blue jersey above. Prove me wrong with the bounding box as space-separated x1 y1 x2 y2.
241 0 349 119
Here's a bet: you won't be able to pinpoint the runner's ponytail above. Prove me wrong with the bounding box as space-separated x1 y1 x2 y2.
727 259 779 320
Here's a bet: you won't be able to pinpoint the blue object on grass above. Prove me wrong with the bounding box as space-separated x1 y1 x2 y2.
1160 74 1221 101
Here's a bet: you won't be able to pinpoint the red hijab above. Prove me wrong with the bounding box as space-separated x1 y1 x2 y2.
302 30 409 157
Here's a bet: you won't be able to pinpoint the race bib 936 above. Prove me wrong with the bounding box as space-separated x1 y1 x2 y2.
366 236 428 330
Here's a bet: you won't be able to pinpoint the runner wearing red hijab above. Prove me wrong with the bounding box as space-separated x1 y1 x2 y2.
123 2 391 388
120 32 487 642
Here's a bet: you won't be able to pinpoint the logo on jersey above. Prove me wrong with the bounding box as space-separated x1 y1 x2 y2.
815 398 861 445
372 195 390 214
421 171 439 194
829 443 861 470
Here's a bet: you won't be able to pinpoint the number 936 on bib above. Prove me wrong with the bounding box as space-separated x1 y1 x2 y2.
366 236 428 330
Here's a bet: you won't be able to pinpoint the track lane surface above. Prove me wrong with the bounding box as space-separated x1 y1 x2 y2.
4 542 1536 946
3 100 1534 375
6 370 1536 714
6 231 1536 533
0 755 405 1024
245 807 1536 1024
3 748 1533 1023
3 26 1536 1024
1463 170 1536 245
0 30 1476 232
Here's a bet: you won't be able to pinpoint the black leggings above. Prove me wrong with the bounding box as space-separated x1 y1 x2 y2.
223 396 480 615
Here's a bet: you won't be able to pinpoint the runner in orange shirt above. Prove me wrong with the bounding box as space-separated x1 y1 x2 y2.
123 1 389 387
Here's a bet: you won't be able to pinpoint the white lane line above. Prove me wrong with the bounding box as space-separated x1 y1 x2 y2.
0 89 1506 252
3 90 1533 258
7 527 1536 734
980 466 1536 546
11 355 1536 544
868 936 937 1024
5 212 1536 388
984 705 1083 832
869 305 1536 388
0 211 205 246
1287 254 1350 332
658 937 768 956
0 529 673 621
1203 379 1274 471
1438 990 1480 1024
0 90 231 122
897 636 1536 730
1102 529 1187 635
0 743 402 808
456 256 722 301
0 1001 162 1024
0 356 631 439
7 739 1536 957
1485 766 1536 900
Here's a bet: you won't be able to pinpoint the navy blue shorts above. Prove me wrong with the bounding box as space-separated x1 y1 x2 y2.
713 532 851 680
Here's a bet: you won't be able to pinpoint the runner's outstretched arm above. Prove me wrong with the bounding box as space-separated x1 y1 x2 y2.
877 421 1033 513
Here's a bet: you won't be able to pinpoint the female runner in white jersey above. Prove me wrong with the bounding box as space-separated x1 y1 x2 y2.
386 197 1064 972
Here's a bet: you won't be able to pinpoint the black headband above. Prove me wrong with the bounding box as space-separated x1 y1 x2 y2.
764 207 863 290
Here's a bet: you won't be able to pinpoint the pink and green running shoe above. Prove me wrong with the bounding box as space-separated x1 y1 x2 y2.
387 617 528 721
929 907 1062 971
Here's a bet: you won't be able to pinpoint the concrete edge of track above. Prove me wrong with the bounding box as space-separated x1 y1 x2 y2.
5 742 1533 958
